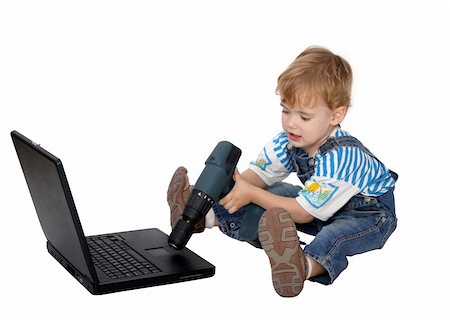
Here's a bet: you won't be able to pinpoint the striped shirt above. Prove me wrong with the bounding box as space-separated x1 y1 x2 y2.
249 127 396 221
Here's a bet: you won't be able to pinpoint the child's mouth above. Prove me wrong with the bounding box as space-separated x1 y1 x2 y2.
287 132 301 142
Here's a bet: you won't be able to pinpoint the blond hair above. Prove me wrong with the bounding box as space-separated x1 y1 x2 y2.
276 46 352 110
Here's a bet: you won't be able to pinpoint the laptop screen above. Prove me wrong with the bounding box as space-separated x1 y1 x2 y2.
12 132 97 282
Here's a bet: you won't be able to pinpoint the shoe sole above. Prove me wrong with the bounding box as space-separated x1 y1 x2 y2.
167 167 205 233
258 208 306 297
167 167 190 229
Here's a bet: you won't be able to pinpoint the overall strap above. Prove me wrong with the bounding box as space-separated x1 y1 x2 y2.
319 136 376 158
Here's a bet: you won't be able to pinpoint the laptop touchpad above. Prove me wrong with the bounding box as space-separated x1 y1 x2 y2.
146 247 170 257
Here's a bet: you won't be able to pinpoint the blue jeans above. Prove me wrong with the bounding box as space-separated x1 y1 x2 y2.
213 182 397 285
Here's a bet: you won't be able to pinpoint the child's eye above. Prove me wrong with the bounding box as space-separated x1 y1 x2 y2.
282 108 289 114
301 116 311 121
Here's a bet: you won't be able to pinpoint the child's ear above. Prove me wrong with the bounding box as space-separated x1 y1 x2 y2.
331 106 348 125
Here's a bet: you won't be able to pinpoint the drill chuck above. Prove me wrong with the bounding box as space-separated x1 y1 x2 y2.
168 190 214 250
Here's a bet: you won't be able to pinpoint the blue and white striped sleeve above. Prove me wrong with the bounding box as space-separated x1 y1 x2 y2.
249 132 295 186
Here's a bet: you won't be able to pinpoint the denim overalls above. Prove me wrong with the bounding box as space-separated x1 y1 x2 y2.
213 135 398 285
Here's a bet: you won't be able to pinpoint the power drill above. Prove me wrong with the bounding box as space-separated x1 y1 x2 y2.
168 141 241 250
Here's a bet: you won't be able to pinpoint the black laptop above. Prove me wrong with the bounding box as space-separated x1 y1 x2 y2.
11 130 215 295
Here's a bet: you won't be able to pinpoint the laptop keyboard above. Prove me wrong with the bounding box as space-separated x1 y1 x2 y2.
87 235 160 279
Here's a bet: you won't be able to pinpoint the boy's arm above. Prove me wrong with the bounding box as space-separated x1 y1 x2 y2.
239 168 268 189
219 169 314 224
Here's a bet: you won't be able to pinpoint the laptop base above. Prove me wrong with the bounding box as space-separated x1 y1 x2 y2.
48 228 215 295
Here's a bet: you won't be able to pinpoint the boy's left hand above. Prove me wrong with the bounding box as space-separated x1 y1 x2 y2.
218 169 256 214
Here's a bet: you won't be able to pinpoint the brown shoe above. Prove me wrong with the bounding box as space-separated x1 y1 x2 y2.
258 208 307 297
167 167 205 233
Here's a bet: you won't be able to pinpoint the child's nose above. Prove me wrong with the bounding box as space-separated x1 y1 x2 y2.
286 114 298 129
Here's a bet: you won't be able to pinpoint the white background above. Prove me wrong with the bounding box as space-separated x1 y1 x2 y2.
1 0 448 318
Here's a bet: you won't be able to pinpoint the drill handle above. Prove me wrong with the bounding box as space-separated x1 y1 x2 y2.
194 141 241 202
219 171 236 199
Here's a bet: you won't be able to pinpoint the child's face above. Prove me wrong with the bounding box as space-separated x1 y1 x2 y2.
281 94 344 156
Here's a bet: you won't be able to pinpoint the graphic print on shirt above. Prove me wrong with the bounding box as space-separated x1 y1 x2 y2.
251 147 273 171
300 179 339 208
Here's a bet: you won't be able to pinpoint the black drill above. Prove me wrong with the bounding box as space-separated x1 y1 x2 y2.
168 141 241 250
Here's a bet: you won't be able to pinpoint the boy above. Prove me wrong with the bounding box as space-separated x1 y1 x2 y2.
167 46 398 297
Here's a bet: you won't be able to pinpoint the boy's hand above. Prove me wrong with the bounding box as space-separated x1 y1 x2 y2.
218 169 256 214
